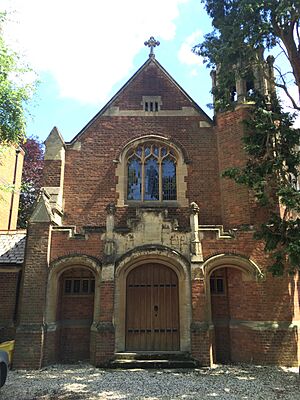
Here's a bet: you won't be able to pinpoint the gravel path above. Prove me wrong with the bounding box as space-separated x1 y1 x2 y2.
0 364 299 400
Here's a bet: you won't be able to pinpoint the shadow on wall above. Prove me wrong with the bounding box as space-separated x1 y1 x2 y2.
209 265 299 366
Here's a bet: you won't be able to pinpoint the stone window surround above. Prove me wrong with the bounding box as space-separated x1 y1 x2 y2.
141 96 162 112
115 135 188 207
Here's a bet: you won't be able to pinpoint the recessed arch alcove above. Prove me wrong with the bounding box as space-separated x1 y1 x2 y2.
114 245 191 353
45 255 101 362
202 254 263 363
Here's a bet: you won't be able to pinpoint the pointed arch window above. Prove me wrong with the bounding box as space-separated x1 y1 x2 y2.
127 143 177 202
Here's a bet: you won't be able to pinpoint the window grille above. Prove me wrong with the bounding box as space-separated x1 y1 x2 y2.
144 101 159 112
210 270 226 295
142 96 161 112
64 278 95 295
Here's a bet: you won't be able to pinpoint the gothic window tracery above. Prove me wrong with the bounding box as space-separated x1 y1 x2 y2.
127 143 177 202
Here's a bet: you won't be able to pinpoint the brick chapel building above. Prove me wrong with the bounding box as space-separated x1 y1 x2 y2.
1 39 299 369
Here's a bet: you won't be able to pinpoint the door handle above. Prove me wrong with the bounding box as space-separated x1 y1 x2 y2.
154 305 158 312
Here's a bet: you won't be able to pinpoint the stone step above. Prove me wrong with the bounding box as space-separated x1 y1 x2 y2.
110 358 198 369
109 352 199 369
114 351 192 361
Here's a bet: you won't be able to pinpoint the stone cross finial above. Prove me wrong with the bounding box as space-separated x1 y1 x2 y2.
144 36 160 57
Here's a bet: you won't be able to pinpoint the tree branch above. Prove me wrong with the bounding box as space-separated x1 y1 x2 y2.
273 65 300 111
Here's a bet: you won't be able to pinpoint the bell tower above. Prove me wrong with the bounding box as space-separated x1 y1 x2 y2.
214 50 275 228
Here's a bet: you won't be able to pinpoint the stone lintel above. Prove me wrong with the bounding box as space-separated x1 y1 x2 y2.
16 323 46 333
229 319 300 331
103 106 211 119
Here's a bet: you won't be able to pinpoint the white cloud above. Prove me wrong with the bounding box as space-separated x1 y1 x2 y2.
178 29 203 66
2 0 187 104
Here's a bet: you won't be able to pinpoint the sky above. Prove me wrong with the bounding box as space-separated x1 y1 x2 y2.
2 0 214 143
1 0 299 144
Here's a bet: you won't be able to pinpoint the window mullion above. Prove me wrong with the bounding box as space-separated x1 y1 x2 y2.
141 148 145 201
158 150 162 202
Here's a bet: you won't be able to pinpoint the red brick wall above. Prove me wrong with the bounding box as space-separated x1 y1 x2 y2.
62 116 222 228
230 327 299 365
42 160 62 187
0 271 20 341
13 222 51 369
50 230 104 261
216 108 252 228
114 61 196 111
191 280 206 321
93 281 115 365
216 107 274 228
208 267 299 365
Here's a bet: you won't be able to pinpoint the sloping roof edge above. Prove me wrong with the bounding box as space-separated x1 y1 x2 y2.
0 231 26 265
67 57 213 145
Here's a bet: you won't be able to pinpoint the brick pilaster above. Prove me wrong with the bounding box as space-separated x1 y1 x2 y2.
13 222 52 369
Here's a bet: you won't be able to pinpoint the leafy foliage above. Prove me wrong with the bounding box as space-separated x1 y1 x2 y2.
195 1 300 274
0 13 36 145
194 0 300 110
223 94 300 274
18 136 44 228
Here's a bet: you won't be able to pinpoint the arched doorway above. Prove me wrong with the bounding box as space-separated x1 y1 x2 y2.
57 267 95 362
126 263 179 351
203 254 263 364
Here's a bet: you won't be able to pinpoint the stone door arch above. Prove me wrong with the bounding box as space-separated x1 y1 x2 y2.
202 254 263 364
115 247 191 353
45 255 101 363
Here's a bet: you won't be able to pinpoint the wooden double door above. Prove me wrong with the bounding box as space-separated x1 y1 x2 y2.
126 263 179 351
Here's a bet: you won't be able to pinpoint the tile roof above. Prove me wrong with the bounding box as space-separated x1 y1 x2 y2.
0 231 26 265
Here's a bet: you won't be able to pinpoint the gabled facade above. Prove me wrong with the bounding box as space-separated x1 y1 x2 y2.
5 50 299 368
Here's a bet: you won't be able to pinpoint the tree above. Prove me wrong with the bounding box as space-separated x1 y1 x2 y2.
223 94 300 275
0 12 36 145
18 136 44 228
194 1 300 111
194 0 300 274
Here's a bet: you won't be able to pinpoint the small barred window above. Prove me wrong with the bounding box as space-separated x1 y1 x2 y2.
142 96 161 112
210 270 226 295
127 142 177 202
64 278 95 295
144 101 159 112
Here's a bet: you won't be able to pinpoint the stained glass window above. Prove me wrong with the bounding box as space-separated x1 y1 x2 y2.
162 157 176 200
128 158 141 200
144 157 159 200
127 143 177 202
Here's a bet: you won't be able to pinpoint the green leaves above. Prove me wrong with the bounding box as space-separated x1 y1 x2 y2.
195 1 300 110
0 13 36 145
256 215 300 275
197 1 300 274
223 94 300 274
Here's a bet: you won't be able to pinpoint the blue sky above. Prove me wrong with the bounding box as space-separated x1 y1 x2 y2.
2 0 214 143
2 0 299 144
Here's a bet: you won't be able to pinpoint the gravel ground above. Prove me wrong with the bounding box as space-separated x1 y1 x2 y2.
0 364 299 400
